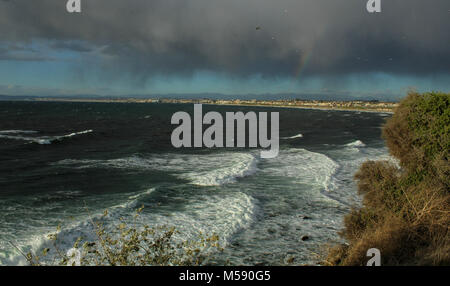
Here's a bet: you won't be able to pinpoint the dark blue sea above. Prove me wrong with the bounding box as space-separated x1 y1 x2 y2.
0 101 393 265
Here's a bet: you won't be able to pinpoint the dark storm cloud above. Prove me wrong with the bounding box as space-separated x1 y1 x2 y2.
0 0 449 77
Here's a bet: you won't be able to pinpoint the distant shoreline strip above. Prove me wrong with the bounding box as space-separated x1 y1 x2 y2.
8 98 396 114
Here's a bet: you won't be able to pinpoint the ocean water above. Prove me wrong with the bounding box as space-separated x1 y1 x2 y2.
0 101 393 265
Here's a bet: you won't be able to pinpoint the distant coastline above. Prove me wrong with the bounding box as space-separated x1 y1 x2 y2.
26 97 398 113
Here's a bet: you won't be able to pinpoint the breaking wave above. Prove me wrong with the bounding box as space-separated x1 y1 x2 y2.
0 130 93 145
56 151 259 186
261 148 339 194
281 133 303 139
181 153 259 186
0 187 257 266
345 140 366 148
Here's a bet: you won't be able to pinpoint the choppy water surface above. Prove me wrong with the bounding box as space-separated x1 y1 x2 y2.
0 101 393 265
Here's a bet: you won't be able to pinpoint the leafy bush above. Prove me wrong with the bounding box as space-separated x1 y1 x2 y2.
326 92 449 266
383 92 449 173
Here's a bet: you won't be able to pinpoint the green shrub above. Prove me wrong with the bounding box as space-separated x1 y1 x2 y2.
383 91 449 172
326 92 450 266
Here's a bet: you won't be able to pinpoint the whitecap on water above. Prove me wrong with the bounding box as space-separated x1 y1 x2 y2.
0 130 93 145
56 151 260 187
281 133 303 140
345 140 366 148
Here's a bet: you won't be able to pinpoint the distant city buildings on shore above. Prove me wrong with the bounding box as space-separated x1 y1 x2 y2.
32 97 398 112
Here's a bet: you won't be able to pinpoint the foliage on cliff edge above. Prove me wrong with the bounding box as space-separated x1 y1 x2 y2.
326 92 449 266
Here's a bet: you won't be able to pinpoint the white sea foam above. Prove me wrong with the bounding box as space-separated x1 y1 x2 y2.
181 153 259 186
145 192 258 246
56 151 260 186
0 134 52 144
59 130 93 139
0 130 93 145
281 133 303 139
3 144 396 266
0 187 256 265
261 148 339 193
345 140 366 148
0 188 156 266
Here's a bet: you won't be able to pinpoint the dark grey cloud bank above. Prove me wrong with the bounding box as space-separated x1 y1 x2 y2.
0 0 449 78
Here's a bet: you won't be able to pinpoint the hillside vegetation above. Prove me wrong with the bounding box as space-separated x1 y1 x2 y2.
326 92 449 266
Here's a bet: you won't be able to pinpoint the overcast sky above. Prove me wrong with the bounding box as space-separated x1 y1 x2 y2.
0 0 449 100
